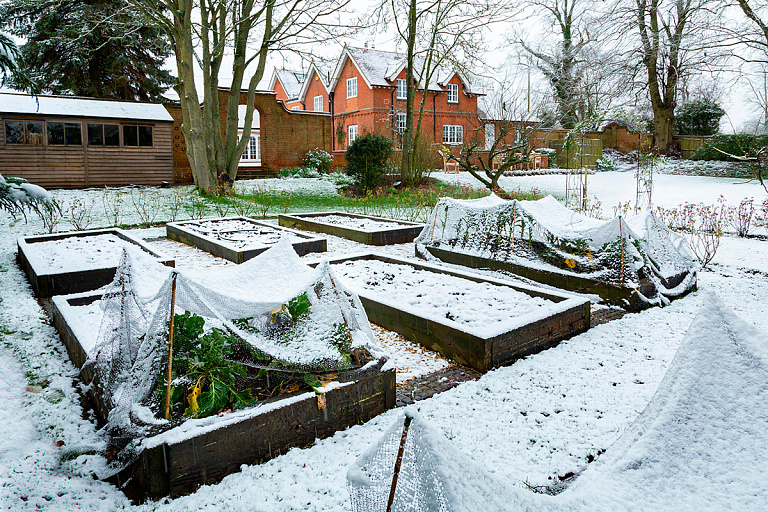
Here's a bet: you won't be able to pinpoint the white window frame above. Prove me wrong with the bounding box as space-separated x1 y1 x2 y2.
291 105 300 111
484 123 495 151
314 95 323 112
396 79 407 100
442 124 463 145
238 132 261 162
347 77 358 98
348 124 358 145
447 83 459 103
396 113 407 134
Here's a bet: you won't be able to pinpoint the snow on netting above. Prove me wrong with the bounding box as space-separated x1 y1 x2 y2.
89 237 380 455
415 194 697 305
348 413 516 512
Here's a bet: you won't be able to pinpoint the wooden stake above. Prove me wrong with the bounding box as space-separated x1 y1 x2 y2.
164 273 178 420
387 415 413 512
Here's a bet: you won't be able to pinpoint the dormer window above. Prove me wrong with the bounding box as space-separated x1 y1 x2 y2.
347 77 358 98
396 79 407 100
447 83 459 103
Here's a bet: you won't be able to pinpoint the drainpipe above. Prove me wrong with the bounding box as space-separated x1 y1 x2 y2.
329 91 335 152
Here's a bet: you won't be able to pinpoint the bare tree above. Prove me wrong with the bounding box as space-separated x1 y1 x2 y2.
130 0 353 192
380 0 513 185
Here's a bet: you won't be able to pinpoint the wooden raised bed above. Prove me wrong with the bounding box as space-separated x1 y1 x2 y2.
278 211 424 245
167 216 326 263
422 245 670 312
50 291 396 500
17 228 174 298
312 253 591 372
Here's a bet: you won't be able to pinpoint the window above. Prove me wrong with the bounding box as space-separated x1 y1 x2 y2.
314 95 323 112
396 79 407 100
4 120 43 144
348 124 358 145
396 113 407 134
291 106 300 111
123 125 153 147
447 83 459 103
87 124 120 146
484 123 495 151
47 122 82 146
347 77 357 98
443 124 463 145
240 134 261 161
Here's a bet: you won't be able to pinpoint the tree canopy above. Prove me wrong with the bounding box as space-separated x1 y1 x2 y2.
0 0 173 101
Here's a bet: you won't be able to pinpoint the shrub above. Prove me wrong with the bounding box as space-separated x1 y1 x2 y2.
345 133 393 190
595 156 616 172
302 148 333 173
675 99 725 136
279 166 320 179
692 134 768 161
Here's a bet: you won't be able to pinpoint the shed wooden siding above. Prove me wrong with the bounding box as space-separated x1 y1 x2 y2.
0 115 174 188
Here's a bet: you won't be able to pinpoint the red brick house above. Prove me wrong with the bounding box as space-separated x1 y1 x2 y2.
326 46 486 153
268 68 305 111
296 62 331 113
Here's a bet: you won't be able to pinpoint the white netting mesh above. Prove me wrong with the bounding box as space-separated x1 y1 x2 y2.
348 413 515 512
415 194 697 305
88 238 380 466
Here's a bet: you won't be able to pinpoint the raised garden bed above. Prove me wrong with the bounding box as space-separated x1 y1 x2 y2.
50 291 396 499
17 229 174 298
167 216 326 263
312 253 591 372
421 246 673 312
278 211 424 245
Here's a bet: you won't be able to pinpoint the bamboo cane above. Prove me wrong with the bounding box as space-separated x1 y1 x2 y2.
619 216 625 286
387 415 413 512
164 273 178 420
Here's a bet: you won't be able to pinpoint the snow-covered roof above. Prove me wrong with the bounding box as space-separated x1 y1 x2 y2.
330 46 469 94
0 93 173 122
297 62 330 103
269 68 305 101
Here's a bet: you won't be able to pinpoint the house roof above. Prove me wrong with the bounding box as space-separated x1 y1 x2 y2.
297 61 330 103
269 68 305 101
0 92 173 122
330 46 474 95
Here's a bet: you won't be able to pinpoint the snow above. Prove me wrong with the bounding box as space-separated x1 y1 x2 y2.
331 258 561 337
300 213 417 231
0 169 767 511
170 218 309 250
0 92 174 122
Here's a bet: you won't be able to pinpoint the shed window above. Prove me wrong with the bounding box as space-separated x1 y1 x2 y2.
123 125 153 147
4 120 43 144
47 122 81 145
88 124 120 146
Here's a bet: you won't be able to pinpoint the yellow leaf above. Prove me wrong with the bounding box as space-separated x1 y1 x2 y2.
565 258 576 269
186 376 203 417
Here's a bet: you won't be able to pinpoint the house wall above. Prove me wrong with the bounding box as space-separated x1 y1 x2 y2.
0 114 173 188
303 71 329 113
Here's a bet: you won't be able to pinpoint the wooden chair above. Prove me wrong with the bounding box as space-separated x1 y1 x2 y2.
443 153 460 173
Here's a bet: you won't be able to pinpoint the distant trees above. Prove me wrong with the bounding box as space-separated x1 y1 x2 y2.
0 0 172 101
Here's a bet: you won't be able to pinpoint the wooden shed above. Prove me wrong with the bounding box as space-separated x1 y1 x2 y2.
0 93 174 188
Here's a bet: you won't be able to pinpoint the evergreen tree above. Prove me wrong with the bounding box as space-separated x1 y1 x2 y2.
675 99 725 136
0 0 173 101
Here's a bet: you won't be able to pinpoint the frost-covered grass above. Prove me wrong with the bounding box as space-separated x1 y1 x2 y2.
0 173 767 511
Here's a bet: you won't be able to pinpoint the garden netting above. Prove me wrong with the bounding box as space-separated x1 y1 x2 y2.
415 194 697 306
88 237 380 468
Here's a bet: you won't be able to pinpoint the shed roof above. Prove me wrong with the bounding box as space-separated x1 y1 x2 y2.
0 93 173 122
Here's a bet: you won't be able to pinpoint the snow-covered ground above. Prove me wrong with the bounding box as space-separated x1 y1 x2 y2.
0 167 767 511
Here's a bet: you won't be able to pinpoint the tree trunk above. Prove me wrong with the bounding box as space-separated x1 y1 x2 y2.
652 106 675 155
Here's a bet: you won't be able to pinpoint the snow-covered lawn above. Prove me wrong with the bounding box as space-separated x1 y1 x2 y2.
0 167 767 511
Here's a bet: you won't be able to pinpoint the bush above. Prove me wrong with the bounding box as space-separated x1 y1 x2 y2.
302 148 333 173
279 166 320 178
345 133 393 190
675 99 725 136
692 134 768 161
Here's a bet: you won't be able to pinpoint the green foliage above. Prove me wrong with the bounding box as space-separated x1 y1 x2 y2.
287 293 311 319
0 0 172 100
595 156 616 172
345 133 393 190
159 313 255 419
692 134 768 161
279 166 320 178
303 148 333 173
675 99 725 136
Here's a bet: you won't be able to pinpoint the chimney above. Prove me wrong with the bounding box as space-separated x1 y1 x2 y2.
372 43 375 49
364 41 368 49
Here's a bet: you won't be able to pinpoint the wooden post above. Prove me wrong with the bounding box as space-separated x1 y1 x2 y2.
165 273 178 420
387 415 413 512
